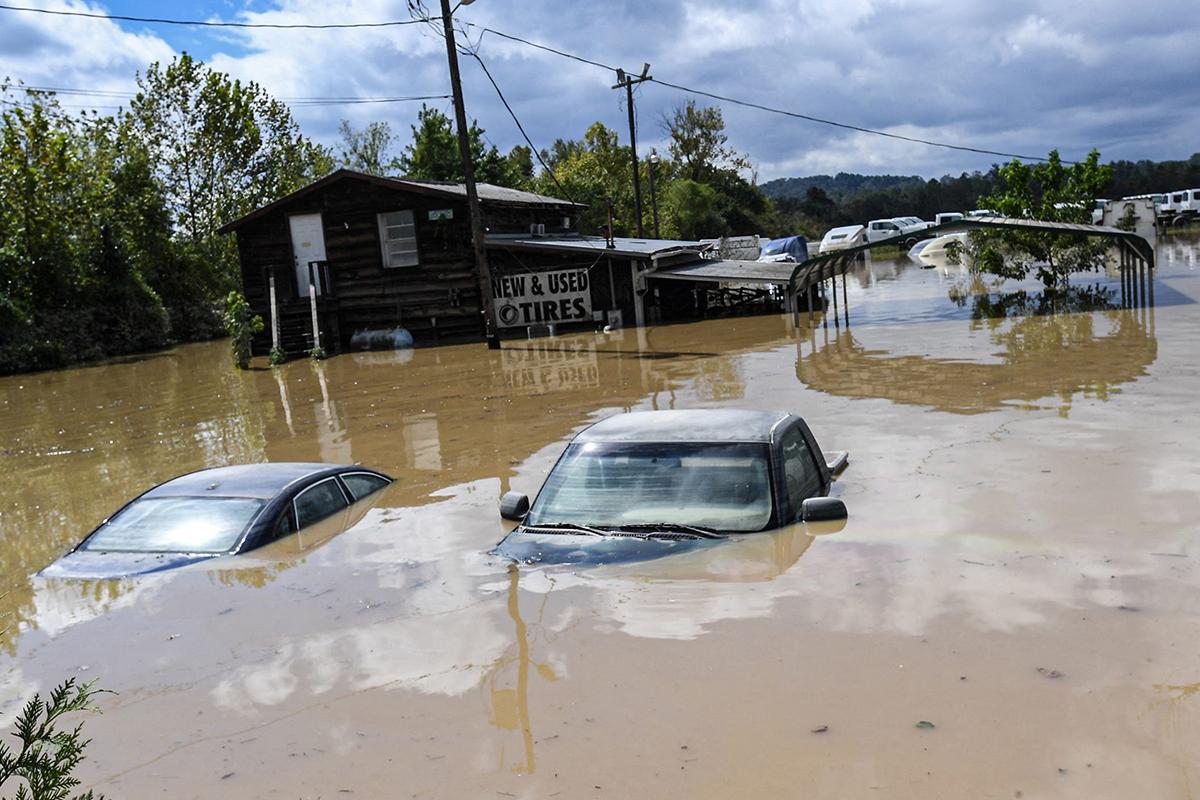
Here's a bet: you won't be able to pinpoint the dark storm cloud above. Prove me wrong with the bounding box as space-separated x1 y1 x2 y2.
3 0 1197 178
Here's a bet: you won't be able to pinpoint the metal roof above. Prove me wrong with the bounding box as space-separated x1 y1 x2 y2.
393 178 584 208
485 235 709 259
789 216 1157 294
574 410 792 444
145 462 350 499
647 258 796 286
219 169 580 233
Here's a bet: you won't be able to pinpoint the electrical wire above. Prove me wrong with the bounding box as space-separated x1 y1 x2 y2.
0 3 1077 163
462 23 1070 164
463 44 573 203
0 3 434 29
4 84 451 107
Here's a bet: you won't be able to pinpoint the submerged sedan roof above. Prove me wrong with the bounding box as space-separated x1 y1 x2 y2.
144 463 347 499
575 410 792 444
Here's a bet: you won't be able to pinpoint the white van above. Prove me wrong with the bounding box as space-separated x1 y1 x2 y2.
934 212 964 226
819 225 866 253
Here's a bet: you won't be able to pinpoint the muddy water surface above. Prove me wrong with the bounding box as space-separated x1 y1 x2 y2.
3 236 1200 798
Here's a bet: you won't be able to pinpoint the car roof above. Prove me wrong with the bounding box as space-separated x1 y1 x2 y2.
573 410 793 444
142 462 357 499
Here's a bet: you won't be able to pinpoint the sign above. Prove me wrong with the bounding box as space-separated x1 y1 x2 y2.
493 269 592 329
500 341 599 393
428 209 453 221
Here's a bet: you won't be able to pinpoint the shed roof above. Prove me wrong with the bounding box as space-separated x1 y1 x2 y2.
485 234 709 259
647 258 796 286
219 168 581 234
575 409 792 444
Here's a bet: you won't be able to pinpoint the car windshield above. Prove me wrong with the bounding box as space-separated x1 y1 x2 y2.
83 497 265 553
525 442 773 532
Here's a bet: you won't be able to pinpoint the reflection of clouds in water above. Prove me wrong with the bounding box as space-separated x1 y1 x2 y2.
31 574 169 639
500 531 1170 643
211 608 511 713
211 482 514 713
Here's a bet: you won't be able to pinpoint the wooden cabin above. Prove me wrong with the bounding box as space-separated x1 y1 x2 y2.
219 169 583 355
222 169 799 356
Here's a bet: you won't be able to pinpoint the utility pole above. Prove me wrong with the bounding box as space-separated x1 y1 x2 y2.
440 0 501 349
612 64 651 238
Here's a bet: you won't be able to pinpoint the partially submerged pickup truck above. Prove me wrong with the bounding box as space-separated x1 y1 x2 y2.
493 409 848 565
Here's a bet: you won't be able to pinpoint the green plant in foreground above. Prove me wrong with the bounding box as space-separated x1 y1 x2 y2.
0 678 108 799
222 291 264 370
308 345 327 361
268 345 287 366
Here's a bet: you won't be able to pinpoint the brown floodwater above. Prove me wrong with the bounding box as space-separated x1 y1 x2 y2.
3 234 1200 798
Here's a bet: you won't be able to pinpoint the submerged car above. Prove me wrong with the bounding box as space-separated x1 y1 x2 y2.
493 410 848 565
40 463 392 579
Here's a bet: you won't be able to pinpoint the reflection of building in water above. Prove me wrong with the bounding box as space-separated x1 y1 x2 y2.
795 304 1158 415
403 414 442 471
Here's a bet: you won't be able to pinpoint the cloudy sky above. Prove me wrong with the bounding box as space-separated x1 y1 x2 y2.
2 0 1198 180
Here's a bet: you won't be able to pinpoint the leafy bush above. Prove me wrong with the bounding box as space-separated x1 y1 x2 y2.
222 291 264 370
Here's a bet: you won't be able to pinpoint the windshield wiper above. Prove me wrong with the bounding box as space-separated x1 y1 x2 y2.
612 523 726 540
520 522 609 537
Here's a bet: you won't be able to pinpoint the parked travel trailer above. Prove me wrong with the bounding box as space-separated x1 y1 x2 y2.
934 212 964 226
819 225 866 253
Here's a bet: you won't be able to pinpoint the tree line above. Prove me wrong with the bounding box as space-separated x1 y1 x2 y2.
4 48 1196 374
0 54 330 374
337 97 781 241
770 153 1200 239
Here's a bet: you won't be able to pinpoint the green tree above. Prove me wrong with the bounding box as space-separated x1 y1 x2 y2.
336 118 399 174
970 150 1114 287
124 53 333 289
0 86 170 372
396 104 515 186
663 100 750 183
667 179 719 239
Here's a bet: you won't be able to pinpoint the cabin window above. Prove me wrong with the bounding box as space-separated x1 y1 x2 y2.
378 210 420 268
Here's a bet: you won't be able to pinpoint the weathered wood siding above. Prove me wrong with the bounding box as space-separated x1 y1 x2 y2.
234 175 570 353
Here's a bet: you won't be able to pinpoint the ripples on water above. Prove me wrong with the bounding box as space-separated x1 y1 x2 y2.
1 235 1199 797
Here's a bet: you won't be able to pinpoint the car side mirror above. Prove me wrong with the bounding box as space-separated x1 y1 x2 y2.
500 491 530 521
799 496 847 522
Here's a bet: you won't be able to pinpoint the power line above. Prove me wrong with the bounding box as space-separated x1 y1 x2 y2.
466 24 1068 164
0 2 1075 163
5 84 450 107
645 77 1068 164
0 3 434 28
464 46 572 202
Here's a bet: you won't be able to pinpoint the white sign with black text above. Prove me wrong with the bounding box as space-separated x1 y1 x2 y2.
493 269 592 329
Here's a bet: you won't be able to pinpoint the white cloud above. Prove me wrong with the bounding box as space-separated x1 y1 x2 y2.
1 0 1198 177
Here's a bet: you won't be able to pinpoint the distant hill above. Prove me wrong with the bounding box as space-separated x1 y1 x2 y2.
760 172 926 201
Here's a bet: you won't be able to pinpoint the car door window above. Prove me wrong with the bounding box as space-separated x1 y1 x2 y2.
293 478 349 529
272 508 296 541
341 473 390 502
781 426 822 516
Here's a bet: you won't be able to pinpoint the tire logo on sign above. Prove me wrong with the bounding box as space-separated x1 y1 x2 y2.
498 302 520 326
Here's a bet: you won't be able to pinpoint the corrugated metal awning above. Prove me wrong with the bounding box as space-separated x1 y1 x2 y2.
648 259 796 285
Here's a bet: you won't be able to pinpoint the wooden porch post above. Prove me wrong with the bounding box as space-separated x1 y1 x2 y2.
308 261 320 353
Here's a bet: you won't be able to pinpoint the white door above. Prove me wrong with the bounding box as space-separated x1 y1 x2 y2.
289 213 327 297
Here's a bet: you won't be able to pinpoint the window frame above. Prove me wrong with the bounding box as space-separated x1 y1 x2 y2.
377 210 420 268
292 476 352 530
777 423 825 520
338 471 392 502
